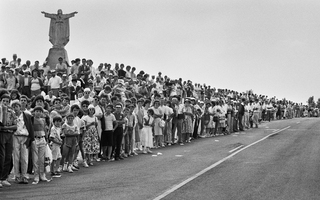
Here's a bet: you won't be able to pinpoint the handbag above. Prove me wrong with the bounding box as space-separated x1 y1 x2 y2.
159 119 166 128
44 144 52 173
213 115 219 122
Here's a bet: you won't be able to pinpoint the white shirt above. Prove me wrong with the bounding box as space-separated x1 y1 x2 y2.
15 113 29 136
48 76 62 89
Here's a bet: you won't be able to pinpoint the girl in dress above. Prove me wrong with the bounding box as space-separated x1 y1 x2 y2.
141 109 154 154
81 104 100 167
152 100 163 148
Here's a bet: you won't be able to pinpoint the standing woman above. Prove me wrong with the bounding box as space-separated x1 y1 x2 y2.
141 109 154 154
30 71 43 97
152 100 163 148
181 99 193 144
81 104 100 167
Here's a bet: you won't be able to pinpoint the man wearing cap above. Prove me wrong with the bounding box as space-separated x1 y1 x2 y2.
48 69 62 97
79 88 94 104
0 94 17 187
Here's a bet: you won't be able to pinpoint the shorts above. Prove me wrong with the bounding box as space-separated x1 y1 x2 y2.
64 135 78 148
51 143 62 160
101 130 113 147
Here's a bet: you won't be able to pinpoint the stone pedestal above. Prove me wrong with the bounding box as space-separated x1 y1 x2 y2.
46 47 69 70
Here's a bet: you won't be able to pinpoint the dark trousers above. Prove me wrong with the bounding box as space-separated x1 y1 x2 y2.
193 118 199 139
112 127 123 158
0 132 13 180
267 110 272 122
22 86 31 98
238 114 244 131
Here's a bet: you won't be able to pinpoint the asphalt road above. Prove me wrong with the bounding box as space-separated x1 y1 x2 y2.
1 118 319 200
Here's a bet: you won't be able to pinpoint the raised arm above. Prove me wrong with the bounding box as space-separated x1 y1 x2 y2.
64 12 78 19
41 11 56 19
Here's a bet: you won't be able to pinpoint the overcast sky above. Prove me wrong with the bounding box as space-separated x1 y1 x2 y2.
1 0 320 104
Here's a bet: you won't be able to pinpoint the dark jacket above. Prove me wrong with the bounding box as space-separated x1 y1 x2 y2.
23 112 34 148
238 103 245 116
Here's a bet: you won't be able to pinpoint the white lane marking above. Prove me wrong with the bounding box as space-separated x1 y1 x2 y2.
296 122 300 124
175 155 183 157
272 129 279 132
229 145 244 153
153 126 291 200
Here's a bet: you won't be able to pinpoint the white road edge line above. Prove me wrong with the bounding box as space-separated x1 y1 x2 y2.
152 126 291 200
229 145 245 153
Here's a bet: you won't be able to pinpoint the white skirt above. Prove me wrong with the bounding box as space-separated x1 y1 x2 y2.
141 126 153 148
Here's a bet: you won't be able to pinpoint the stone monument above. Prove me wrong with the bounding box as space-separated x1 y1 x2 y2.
41 9 78 69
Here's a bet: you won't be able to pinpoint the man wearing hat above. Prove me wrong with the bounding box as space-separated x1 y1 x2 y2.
48 69 62 97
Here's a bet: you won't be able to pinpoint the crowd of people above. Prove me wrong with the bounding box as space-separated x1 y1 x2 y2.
0 53 309 188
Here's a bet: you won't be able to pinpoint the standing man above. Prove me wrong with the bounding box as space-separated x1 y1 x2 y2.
12 100 34 184
47 70 62 97
238 98 245 131
0 94 17 187
112 103 125 161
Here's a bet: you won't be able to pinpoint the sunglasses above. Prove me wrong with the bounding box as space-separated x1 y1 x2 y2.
82 105 88 108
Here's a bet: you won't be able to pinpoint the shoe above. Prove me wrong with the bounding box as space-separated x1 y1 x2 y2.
25 174 30 180
11 175 16 180
15 177 22 183
21 177 28 184
147 149 153 154
83 161 89 168
51 172 62 178
32 180 39 185
133 151 138 156
68 166 74 173
63 164 68 172
71 165 79 171
108 158 115 162
180 143 184 146
119 156 124 160
40 177 51 182
89 162 93 166
95 158 101 162
122 154 128 158
72 164 79 170
57 166 62 173
1 180 11 187
0 182 2 188
142 151 147 154
167 143 171 146
115 157 120 161
73 160 79 168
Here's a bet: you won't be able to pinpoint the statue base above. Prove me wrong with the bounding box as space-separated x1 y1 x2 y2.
46 47 69 70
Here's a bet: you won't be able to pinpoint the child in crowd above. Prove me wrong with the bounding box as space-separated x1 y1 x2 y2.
32 106 50 184
101 104 117 161
62 113 79 173
50 116 63 178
